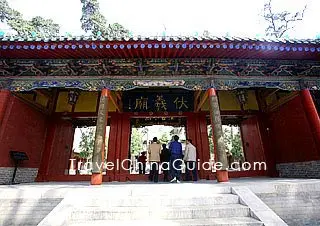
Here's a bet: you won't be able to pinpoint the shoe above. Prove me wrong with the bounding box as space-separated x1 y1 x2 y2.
176 179 180 183
170 177 176 183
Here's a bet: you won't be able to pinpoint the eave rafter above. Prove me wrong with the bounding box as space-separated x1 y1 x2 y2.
109 91 122 112
195 91 209 112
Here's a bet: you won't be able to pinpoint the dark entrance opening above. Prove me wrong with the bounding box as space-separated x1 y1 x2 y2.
129 117 187 175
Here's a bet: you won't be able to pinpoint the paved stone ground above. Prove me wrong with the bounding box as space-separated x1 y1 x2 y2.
0 177 319 226
0 177 319 201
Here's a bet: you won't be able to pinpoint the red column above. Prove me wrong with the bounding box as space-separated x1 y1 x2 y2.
91 88 109 185
300 90 320 154
208 88 229 182
0 90 11 128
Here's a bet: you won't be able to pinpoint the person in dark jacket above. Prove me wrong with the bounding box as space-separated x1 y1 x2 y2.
137 151 147 174
160 144 171 182
169 135 183 183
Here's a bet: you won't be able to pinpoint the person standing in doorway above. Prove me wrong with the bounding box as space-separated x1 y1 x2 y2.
169 135 183 183
184 139 198 181
148 137 162 183
160 144 171 182
138 151 147 174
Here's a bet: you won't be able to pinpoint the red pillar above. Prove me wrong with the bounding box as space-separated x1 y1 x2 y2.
208 88 229 182
91 88 109 185
0 90 11 127
300 90 320 154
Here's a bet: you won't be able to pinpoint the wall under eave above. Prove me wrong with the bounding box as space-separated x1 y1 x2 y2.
268 94 320 178
201 90 259 111
0 93 48 184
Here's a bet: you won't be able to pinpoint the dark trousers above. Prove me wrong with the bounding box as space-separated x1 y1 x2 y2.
148 162 159 182
185 161 198 181
138 163 146 174
162 162 170 181
170 155 182 180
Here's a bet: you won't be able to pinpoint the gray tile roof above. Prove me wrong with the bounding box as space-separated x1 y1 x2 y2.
0 35 319 44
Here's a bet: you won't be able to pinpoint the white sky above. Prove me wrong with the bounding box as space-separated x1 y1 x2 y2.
2 0 319 38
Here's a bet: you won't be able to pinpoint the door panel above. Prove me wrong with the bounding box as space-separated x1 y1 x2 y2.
240 116 266 164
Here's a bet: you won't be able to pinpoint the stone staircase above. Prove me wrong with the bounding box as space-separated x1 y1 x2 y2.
58 185 263 226
258 191 320 226
0 198 62 226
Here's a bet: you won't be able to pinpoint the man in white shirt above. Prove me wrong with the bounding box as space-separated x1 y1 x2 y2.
183 139 198 181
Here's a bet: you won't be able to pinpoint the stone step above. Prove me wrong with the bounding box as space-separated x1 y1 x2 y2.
271 207 320 215
264 202 320 209
69 185 232 198
0 198 61 226
0 208 54 215
0 198 61 206
284 218 320 226
0 214 45 226
74 194 239 207
260 196 320 201
67 217 263 226
258 192 320 198
70 204 250 220
0 202 61 208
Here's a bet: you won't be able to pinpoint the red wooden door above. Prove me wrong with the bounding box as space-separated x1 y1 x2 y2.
240 116 266 164
48 120 74 176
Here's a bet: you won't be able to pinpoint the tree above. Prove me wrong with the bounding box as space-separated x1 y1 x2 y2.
207 126 214 154
169 127 184 140
80 0 129 38
159 133 169 144
0 0 60 37
79 127 95 160
130 128 143 156
230 132 243 160
263 0 307 38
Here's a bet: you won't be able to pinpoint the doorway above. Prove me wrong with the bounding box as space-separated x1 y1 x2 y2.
129 117 186 175
70 117 110 175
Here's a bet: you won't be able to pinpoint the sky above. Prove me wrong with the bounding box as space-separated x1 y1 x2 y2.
2 0 319 39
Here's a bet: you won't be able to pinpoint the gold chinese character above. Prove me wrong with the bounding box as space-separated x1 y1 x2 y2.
174 96 188 110
155 95 167 111
135 97 148 110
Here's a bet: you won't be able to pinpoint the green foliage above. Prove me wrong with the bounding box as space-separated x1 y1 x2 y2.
80 0 107 35
223 126 244 160
230 132 243 159
79 127 95 160
0 0 60 37
208 126 214 154
130 128 143 156
159 133 169 144
169 127 184 140
207 125 243 159
0 0 10 22
80 0 129 38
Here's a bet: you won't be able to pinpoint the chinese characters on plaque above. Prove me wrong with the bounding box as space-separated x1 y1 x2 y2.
124 91 194 112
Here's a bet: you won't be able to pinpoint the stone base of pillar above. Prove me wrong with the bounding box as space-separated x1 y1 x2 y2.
91 173 102 185
216 170 229 182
